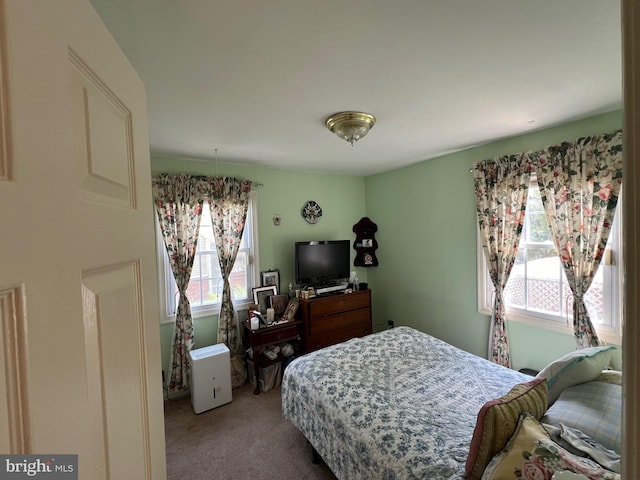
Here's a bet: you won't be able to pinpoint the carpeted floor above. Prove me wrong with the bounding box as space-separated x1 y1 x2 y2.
164 382 337 480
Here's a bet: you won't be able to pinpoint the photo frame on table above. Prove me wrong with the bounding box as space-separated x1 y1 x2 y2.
282 297 300 321
261 269 280 293
270 294 290 318
252 285 278 314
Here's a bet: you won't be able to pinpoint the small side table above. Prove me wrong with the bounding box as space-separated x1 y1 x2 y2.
243 319 302 395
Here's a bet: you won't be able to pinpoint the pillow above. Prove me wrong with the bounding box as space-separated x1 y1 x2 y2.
609 347 622 371
542 381 622 454
535 346 617 405
481 412 620 480
465 377 548 480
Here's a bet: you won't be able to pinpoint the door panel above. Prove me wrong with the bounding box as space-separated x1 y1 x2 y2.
70 49 135 207
0 285 30 454
82 262 150 479
0 1 166 478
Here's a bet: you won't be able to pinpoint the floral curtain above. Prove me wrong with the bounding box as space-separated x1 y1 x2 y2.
531 130 623 348
152 174 207 394
208 177 253 387
473 154 531 367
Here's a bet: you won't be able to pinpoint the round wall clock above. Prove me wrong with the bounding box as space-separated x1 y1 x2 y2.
302 200 322 224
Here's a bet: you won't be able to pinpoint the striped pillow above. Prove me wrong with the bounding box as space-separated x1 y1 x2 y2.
465 377 548 480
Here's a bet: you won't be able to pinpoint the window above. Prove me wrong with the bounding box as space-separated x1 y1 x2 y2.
157 195 258 322
477 178 622 343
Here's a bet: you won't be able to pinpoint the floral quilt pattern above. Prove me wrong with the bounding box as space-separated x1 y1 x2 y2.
282 327 530 480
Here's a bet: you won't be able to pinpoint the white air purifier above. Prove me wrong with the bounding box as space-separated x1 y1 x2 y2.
189 343 232 414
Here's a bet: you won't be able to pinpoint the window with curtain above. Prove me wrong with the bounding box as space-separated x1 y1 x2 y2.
157 194 258 322
477 176 622 343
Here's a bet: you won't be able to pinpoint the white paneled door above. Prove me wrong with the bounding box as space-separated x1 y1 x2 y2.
0 1 166 478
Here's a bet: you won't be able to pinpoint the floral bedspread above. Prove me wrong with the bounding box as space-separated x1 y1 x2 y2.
281 326 530 480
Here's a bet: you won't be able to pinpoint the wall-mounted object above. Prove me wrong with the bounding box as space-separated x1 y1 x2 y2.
260 269 280 293
352 217 378 267
302 200 322 224
273 214 281 226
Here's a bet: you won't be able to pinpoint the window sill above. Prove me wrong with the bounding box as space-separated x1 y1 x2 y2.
478 307 622 346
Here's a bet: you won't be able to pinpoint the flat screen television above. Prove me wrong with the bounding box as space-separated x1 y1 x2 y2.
295 240 350 287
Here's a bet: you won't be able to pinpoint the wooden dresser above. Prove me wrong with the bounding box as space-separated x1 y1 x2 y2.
297 289 372 352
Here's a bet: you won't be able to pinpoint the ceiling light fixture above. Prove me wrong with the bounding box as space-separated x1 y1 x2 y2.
325 111 376 146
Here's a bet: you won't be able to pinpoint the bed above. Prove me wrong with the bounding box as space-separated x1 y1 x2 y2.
281 326 530 479
282 326 622 480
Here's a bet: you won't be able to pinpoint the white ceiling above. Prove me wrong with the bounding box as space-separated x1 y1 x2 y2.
88 0 621 176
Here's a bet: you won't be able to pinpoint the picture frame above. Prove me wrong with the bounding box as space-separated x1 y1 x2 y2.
282 297 300 321
362 239 373 248
261 269 280 293
270 294 290 318
252 285 278 314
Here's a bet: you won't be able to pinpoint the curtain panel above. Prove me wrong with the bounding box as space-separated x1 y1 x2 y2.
152 174 207 394
207 176 252 387
473 154 532 367
530 130 623 347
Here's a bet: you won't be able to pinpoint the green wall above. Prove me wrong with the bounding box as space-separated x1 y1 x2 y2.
364 110 622 371
150 157 368 377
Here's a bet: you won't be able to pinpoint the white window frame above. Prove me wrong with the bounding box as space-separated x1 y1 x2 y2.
156 193 259 324
476 179 623 345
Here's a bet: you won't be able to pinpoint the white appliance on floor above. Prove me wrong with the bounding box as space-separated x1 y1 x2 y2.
189 343 232 414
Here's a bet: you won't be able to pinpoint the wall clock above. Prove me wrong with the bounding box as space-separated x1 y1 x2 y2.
302 200 322 224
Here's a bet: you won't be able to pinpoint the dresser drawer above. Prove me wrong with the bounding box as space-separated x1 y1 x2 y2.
309 307 371 336
308 325 372 351
309 291 370 317
255 323 300 345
